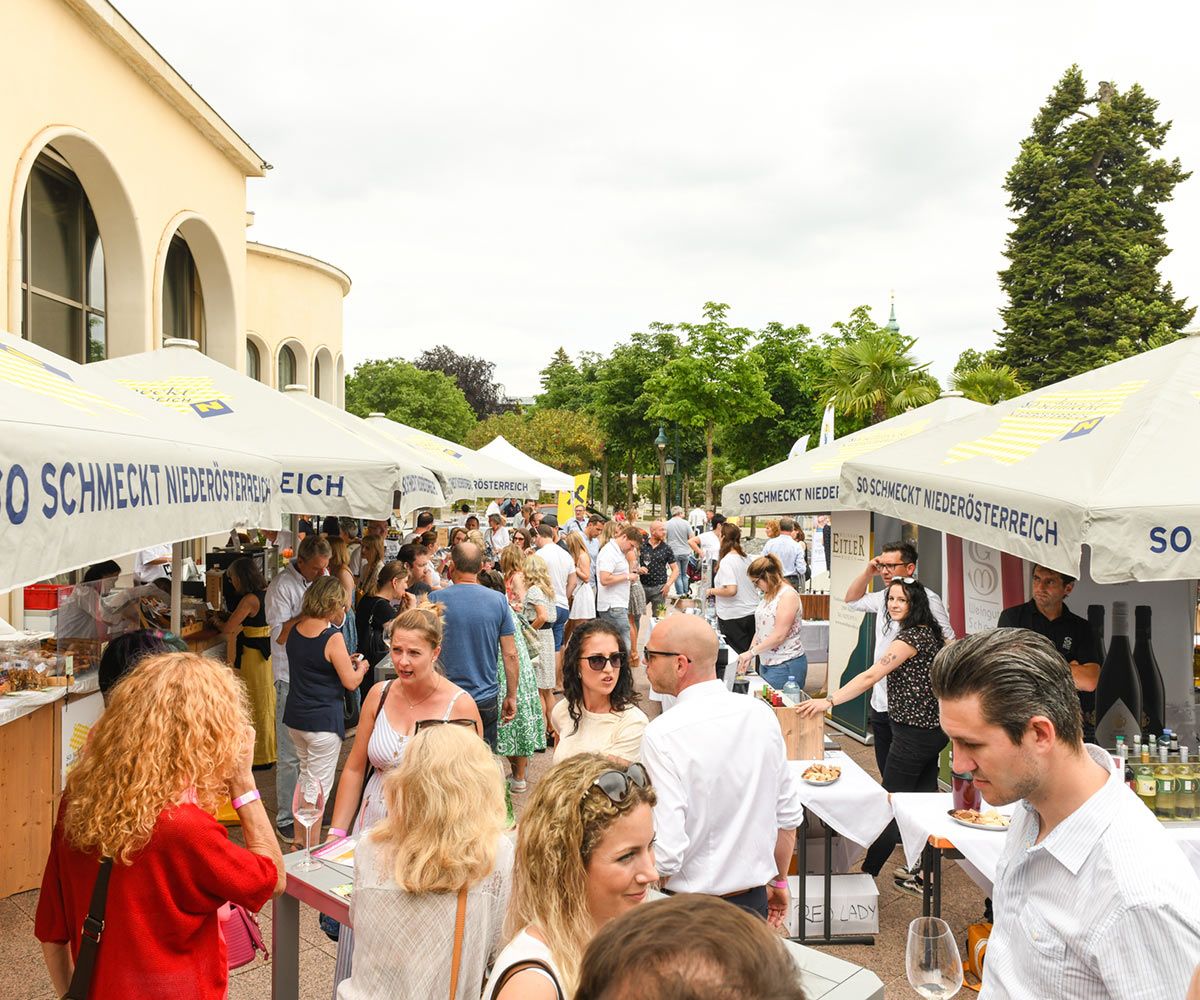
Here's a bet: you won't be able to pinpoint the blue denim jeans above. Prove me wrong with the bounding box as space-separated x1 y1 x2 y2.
674 555 691 595
598 607 631 654
760 654 808 692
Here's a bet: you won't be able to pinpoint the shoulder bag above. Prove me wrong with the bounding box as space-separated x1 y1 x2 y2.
448 885 468 998
491 958 565 1000
61 857 112 1000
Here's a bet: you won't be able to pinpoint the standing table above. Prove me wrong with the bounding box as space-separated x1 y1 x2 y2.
272 850 352 1000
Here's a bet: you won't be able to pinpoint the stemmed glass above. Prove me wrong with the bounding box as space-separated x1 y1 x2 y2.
292 778 325 873
906 917 963 998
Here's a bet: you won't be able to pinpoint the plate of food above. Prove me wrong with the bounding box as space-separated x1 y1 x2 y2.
801 763 842 786
947 808 1010 831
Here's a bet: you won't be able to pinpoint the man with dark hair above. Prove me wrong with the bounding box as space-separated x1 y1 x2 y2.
933 628 1200 1000
430 542 518 750
264 533 331 839
575 894 806 1000
596 526 644 649
844 539 954 778
997 563 1100 741
403 510 435 545
397 542 435 597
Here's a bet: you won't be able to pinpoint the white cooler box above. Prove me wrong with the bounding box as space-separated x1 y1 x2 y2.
788 874 879 938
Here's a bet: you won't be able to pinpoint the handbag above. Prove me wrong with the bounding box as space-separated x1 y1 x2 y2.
448 886 468 999
220 901 268 969
62 857 112 1000
517 617 541 669
491 959 564 1000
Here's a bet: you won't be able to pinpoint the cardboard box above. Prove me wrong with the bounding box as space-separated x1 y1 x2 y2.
787 873 879 938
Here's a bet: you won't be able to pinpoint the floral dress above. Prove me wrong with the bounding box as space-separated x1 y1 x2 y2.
496 605 547 756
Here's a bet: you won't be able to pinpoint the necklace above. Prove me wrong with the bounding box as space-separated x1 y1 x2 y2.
401 675 441 709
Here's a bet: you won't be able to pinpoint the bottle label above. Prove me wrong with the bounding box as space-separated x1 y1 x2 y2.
1182 779 1197 794
1136 774 1156 796
1157 778 1176 793
1095 700 1139 746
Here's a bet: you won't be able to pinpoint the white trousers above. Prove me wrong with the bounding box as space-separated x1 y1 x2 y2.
287 727 342 802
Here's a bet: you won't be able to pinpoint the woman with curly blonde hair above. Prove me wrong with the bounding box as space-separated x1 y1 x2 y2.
338 725 511 999
35 652 284 999
484 754 657 999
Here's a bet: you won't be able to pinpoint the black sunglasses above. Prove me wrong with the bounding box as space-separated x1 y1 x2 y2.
414 718 480 734
586 763 650 804
581 652 626 672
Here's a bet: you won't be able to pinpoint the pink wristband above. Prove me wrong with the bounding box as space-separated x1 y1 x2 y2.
328 827 348 839
231 789 261 810
769 877 788 889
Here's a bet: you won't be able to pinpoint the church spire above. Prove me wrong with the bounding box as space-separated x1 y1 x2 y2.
885 290 900 333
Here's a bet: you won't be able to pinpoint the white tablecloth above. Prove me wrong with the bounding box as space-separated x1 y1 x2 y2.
790 751 893 849
892 792 1015 894
0 685 66 727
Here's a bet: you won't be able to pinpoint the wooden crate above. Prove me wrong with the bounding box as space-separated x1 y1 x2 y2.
800 593 830 620
772 702 825 760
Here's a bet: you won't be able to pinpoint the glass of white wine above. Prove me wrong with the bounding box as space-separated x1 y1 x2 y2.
292 778 325 873
906 916 963 999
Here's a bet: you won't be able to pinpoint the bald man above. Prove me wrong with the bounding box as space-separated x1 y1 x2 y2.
642 615 804 925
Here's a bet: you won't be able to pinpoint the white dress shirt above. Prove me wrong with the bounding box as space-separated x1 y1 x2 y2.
695 530 721 564
642 680 805 894
761 535 801 578
982 745 1200 1000
595 540 631 613
845 586 954 712
688 507 707 532
133 543 171 584
536 541 574 609
264 562 310 684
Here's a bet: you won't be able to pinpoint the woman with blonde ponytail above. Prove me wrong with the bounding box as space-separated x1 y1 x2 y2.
484 754 657 998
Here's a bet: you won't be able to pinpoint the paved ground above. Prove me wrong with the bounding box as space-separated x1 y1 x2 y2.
2 648 985 999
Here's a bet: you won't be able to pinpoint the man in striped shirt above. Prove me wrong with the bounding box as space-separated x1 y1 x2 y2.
933 628 1200 1000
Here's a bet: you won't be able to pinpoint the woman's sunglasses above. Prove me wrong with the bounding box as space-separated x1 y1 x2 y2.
586 762 650 804
413 718 480 734
581 652 625 672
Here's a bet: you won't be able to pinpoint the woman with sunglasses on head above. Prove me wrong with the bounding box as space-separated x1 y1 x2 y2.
796 576 946 886
327 604 483 988
551 620 648 765
484 754 657 1000
739 554 807 690
336 725 512 1000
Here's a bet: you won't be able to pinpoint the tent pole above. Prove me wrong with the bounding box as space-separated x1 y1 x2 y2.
170 542 183 634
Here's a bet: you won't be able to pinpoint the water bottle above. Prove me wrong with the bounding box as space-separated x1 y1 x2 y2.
781 676 801 703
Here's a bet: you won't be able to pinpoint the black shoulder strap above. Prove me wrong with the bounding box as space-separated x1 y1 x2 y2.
493 959 564 1000
63 857 113 1000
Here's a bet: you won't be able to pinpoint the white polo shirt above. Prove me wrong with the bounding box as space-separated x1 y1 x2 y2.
536 541 574 610
595 540 631 613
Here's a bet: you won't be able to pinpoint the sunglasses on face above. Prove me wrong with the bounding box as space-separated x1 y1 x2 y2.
413 718 480 734
581 652 625 672
586 762 650 805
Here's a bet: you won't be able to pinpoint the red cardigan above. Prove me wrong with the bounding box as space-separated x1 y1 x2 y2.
36 802 277 999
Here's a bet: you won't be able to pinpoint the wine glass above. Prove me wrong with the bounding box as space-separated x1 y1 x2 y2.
906 917 963 998
292 777 325 873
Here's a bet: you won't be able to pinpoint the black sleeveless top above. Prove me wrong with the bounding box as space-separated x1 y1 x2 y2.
282 625 345 736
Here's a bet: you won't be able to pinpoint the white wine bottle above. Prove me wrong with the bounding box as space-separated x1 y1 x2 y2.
1176 748 1197 821
1095 603 1142 748
1155 747 1177 820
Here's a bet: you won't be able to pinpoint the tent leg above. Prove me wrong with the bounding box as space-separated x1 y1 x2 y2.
170 542 183 634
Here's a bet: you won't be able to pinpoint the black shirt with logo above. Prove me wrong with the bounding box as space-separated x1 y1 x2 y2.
997 599 1099 739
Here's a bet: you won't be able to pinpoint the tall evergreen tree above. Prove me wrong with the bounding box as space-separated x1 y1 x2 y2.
998 67 1193 387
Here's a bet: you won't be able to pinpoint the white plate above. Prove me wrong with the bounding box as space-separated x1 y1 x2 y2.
802 773 841 787
947 810 1009 832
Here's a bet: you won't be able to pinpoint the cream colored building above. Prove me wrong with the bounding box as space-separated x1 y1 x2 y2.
0 0 349 618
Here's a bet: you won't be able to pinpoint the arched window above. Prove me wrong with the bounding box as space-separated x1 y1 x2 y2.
19 150 106 362
313 353 324 399
277 344 297 389
246 340 261 381
163 235 206 349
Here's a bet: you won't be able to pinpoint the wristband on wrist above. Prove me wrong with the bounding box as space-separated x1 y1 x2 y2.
328 827 348 839
768 876 788 889
231 789 261 810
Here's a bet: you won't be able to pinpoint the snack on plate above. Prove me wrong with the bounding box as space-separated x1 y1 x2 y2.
801 763 842 783
950 808 1009 828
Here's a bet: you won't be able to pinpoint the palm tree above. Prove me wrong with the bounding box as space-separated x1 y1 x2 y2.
818 327 939 424
951 363 1026 404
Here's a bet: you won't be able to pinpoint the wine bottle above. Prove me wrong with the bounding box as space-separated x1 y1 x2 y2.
1176 748 1197 821
1094 603 1143 748
1155 747 1177 820
1133 606 1166 737
1134 758 1157 812
1087 604 1107 664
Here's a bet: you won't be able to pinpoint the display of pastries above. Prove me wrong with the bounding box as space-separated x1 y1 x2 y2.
801 763 842 783
949 808 1010 828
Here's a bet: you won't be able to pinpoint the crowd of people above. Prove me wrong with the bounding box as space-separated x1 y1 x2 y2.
30 504 1200 1000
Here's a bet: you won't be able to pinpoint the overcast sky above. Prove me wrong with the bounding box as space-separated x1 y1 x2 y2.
117 1 1200 398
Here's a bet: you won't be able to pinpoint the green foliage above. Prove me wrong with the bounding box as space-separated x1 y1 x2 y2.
344 357 476 443
645 303 781 507
466 407 604 472
536 348 602 412
951 363 1027 404
998 66 1194 388
414 346 507 419
817 306 939 424
951 348 1003 381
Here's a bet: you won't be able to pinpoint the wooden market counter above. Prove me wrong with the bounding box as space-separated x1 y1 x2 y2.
0 692 60 897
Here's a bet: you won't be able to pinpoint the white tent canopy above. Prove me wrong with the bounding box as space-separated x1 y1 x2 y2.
721 395 986 516
0 332 281 592
477 435 574 493
281 390 447 516
840 334 1200 584
95 341 428 519
363 414 538 501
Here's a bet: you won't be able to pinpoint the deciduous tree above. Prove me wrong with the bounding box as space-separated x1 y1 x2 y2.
415 346 508 418
344 358 476 443
466 408 604 472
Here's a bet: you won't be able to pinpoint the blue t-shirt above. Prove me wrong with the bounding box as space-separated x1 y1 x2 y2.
431 584 514 703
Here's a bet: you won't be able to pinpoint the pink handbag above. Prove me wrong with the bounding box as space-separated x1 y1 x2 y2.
219 902 269 969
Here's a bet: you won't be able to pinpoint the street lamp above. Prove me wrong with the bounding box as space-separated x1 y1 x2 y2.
655 427 668 515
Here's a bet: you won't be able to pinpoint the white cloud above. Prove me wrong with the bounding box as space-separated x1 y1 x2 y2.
117 0 1200 394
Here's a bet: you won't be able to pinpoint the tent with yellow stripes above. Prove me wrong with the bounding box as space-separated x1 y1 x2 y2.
839 333 1200 584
